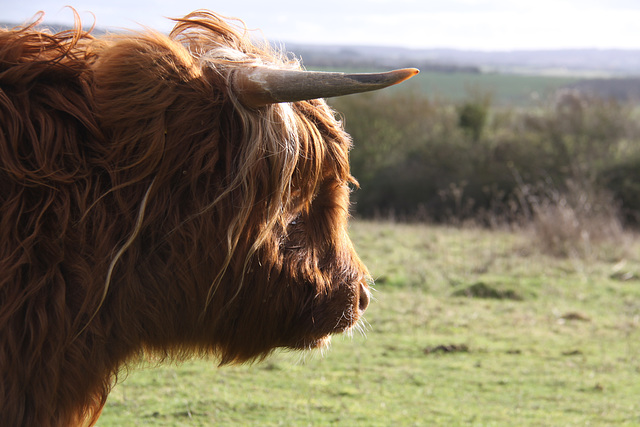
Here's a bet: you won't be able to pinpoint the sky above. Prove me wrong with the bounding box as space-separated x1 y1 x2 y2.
4 0 640 51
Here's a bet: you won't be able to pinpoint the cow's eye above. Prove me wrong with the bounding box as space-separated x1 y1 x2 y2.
289 213 301 226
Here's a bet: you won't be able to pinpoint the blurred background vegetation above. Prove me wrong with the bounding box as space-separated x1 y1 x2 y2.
325 72 640 257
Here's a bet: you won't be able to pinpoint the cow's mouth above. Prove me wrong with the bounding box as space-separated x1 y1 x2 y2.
297 294 369 350
284 278 370 352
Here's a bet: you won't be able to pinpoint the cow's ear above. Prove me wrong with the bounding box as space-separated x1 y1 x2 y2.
232 67 419 108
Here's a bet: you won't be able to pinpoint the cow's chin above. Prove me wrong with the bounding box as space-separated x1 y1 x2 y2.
295 335 332 351
291 314 363 351
288 301 366 352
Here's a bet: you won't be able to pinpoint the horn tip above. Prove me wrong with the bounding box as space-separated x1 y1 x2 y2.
392 68 420 85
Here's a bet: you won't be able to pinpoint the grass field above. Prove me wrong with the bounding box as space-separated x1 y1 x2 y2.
385 71 579 106
318 67 579 106
98 221 640 426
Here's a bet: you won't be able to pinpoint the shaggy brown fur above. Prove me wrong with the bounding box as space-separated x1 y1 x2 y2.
0 10 372 426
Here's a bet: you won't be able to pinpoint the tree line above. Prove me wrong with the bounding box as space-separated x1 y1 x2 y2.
331 89 640 228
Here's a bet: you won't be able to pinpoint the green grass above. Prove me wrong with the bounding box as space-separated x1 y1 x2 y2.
365 71 578 106
318 67 578 106
98 221 640 426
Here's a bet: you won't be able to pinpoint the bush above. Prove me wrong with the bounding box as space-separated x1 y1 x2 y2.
457 95 490 141
331 90 640 227
599 155 640 225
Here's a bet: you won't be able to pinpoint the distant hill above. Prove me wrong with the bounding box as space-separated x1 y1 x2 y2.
286 45 640 103
285 44 482 74
286 44 640 76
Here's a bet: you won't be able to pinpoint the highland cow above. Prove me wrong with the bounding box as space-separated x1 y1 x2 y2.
0 9 417 426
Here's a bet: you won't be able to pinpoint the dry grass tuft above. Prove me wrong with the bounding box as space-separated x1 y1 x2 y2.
518 179 631 260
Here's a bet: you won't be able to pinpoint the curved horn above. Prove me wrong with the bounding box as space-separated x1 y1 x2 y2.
233 67 419 108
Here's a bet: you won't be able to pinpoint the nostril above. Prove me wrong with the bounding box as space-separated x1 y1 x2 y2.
358 284 370 312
